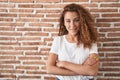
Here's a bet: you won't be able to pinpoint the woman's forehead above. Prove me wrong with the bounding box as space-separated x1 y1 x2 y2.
64 12 79 19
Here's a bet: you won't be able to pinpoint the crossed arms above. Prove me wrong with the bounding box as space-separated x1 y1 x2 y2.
46 53 99 76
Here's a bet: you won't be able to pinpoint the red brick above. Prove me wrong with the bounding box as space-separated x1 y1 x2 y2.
16 66 39 70
0 18 13 22
10 9 33 13
45 4 62 8
0 0 8 2
18 4 43 8
99 48 120 52
82 4 98 7
24 32 49 36
15 47 38 50
44 38 53 42
44 77 56 80
0 27 14 31
17 37 41 41
18 56 41 60
23 61 45 65
98 33 105 37
0 23 24 26
97 78 120 80
105 73 120 77
102 13 120 17
22 42 46 46
103 63 120 67
47 43 52 46
99 38 120 42
99 28 120 32
0 56 16 60
9 0 34 3
19 14 44 18
41 66 46 70
100 68 119 72
0 51 23 55
46 14 60 18
92 14 99 18
0 14 17 17
90 9 117 12
0 61 20 64
0 4 15 8
17 27 41 31
40 51 49 55
43 28 59 32
25 52 48 55
114 23 120 27
100 57 120 62
0 46 14 50
36 9 60 13
103 43 120 47
26 71 46 74
0 9 7 12
40 48 50 52
0 32 22 36
0 37 15 40
0 65 14 69
0 70 24 74
41 18 59 22
105 53 120 57
36 0 60 3
29 23 53 27
16 18 39 22
0 74 16 78
95 23 110 27
107 33 120 37
63 0 87 2
97 18 120 22
91 0 118 2
101 3 120 7
18 75 41 79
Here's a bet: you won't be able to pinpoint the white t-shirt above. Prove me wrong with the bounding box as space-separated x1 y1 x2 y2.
50 35 98 80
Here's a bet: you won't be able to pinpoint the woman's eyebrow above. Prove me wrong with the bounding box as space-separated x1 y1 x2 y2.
65 17 79 20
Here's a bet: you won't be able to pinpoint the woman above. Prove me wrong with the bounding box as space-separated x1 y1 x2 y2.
47 3 99 80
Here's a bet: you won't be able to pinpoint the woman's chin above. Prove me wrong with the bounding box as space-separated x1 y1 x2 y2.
69 32 77 36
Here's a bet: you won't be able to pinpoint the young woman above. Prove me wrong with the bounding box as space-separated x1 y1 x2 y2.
47 3 99 80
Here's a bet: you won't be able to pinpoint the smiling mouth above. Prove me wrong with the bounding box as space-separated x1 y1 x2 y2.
70 29 77 31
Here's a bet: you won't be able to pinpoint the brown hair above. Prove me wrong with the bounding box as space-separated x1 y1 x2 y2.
58 3 98 48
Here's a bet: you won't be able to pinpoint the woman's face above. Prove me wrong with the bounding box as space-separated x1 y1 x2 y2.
64 11 80 36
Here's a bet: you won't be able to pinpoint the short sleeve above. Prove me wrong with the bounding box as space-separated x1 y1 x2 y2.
90 43 98 54
49 37 60 55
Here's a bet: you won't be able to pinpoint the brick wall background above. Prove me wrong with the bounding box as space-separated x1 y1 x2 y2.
0 0 120 80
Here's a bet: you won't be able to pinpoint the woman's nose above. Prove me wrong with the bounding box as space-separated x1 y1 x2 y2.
70 22 75 28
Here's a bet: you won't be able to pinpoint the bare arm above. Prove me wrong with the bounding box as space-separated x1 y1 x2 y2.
46 53 79 76
56 53 99 76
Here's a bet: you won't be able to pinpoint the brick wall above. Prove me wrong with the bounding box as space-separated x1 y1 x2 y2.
0 0 120 80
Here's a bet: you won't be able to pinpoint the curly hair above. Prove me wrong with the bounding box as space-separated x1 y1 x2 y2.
58 3 98 48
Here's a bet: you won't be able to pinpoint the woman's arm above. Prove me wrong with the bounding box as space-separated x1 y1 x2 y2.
46 53 79 76
56 53 99 76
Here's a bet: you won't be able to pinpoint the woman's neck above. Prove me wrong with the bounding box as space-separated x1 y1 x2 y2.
65 34 77 43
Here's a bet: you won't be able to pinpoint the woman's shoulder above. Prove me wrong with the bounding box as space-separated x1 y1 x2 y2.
53 35 64 40
91 42 98 46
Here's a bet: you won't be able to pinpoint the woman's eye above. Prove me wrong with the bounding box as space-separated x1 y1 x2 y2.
74 19 80 22
66 20 70 22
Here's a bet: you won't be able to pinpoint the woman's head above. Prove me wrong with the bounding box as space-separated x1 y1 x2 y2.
58 3 98 48
63 11 80 36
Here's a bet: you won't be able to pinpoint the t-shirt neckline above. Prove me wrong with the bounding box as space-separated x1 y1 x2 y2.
63 35 76 45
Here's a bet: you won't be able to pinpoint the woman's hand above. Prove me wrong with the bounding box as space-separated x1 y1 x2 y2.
84 54 99 66
56 61 66 68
